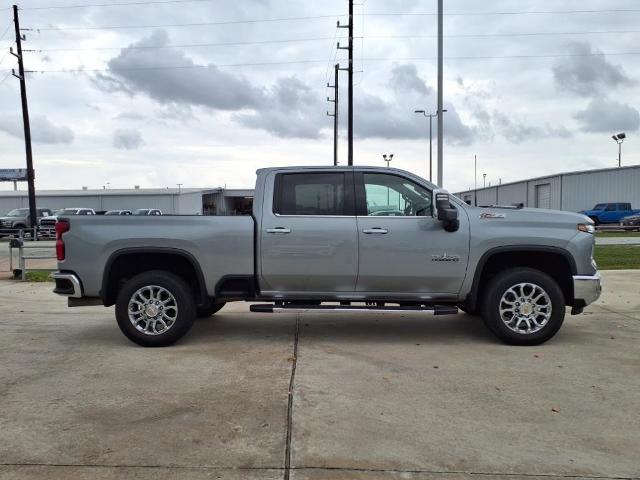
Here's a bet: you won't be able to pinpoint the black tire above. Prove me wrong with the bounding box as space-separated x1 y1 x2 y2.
115 270 196 347
197 302 225 317
481 268 565 346
458 303 479 316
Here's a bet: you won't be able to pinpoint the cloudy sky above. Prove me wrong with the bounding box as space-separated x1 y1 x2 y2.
1 0 639 192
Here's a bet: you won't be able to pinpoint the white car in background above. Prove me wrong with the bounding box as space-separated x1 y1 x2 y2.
39 208 96 237
133 209 163 216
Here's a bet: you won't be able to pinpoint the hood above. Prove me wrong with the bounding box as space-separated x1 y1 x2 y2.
473 206 592 228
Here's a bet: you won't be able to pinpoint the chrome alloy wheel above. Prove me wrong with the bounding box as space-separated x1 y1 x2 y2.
128 285 179 335
498 282 552 334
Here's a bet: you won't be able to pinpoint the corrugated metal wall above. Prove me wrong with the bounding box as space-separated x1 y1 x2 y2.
561 168 640 212
455 165 640 212
0 192 204 215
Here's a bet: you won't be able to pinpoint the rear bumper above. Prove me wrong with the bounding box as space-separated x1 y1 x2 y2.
573 272 602 307
52 271 83 298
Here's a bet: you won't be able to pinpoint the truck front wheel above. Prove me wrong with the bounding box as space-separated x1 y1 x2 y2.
481 268 565 346
115 270 196 347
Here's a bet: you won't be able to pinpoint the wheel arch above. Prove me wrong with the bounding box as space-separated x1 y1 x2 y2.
465 246 577 312
101 247 208 307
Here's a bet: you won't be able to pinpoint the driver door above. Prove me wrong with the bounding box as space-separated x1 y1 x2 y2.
355 171 469 296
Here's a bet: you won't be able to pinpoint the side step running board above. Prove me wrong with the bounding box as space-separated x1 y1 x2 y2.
250 304 459 315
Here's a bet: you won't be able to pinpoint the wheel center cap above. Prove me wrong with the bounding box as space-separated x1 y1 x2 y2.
521 303 534 316
145 304 159 317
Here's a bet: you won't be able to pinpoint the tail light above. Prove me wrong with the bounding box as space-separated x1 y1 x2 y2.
55 220 70 261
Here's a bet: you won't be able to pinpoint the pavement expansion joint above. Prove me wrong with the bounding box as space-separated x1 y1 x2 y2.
283 315 300 480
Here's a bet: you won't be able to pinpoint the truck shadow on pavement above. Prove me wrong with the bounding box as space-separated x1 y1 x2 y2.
68 311 600 348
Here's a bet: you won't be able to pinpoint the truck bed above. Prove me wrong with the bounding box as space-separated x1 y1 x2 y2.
58 215 255 298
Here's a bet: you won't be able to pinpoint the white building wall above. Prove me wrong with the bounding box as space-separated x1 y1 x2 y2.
176 192 203 215
0 191 205 215
561 167 640 212
456 165 640 212
496 183 527 206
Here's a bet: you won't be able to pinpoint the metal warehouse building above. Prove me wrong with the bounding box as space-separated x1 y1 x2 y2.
0 187 255 216
455 165 640 212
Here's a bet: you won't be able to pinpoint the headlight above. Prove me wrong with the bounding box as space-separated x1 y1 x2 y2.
577 223 595 234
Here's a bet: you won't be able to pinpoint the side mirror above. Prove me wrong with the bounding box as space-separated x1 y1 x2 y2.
434 190 460 232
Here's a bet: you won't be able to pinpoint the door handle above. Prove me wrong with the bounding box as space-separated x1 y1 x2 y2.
362 228 388 234
266 227 291 234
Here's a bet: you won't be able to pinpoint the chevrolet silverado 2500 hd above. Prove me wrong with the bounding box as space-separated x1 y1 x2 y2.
52 166 601 347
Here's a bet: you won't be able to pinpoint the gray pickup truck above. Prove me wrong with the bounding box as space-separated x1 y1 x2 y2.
52 166 601 347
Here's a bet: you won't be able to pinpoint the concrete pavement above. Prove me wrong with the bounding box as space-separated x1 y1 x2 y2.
0 272 639 480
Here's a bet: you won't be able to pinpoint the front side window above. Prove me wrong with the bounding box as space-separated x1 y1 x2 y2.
363 173 432 216
275 173 347 216
7 208 29 217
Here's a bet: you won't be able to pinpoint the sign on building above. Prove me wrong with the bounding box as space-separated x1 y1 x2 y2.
0 169 28 182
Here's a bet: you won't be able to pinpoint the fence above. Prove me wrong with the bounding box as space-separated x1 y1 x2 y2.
7 237 57 281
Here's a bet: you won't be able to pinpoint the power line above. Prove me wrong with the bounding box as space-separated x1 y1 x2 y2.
0 62 16 85
21 29 640 55
32 14 347 31
11 50 640 75
0 19 13 43
22 0 227 9
370 29 640 39
363 9 640 17
25 36 352 52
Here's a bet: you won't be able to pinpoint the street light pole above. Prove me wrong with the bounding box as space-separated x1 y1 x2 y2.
415 109 447 183
612 133 626 167
383 154 394 205
474 155 477 206
483 173 487 188
437 0 444 187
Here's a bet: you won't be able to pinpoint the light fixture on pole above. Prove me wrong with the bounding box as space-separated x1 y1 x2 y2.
612 133 626 167
483 173 487 188
382 154 394 168
414 109 447 183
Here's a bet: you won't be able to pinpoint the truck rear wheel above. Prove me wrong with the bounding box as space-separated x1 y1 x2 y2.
115 270 196 347
481 268 565 346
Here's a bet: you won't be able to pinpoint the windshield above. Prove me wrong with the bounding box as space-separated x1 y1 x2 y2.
59 209 80 215
134 209 149 215
6 208 29 217
593 204 606 210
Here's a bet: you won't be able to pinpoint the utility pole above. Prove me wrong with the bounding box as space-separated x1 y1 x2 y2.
337 0 353 165
436 0 444 186
11 5 37 234
327 64 339 166
474 155 477 206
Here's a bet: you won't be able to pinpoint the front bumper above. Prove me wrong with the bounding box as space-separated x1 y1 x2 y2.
573 272 602 307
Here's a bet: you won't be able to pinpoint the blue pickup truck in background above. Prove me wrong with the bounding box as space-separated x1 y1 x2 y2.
579 203 640 225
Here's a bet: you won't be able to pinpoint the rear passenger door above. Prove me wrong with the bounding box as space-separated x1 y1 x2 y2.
259 171 358 294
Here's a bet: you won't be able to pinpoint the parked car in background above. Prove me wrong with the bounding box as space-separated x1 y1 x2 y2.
579 203 640 225
620 213 640 231
105 210 133 216
0 208 53 237
53 165 601 348
133 209 162 216
39 208 96 237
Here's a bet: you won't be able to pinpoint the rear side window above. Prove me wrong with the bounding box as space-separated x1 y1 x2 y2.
274 173 350 216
